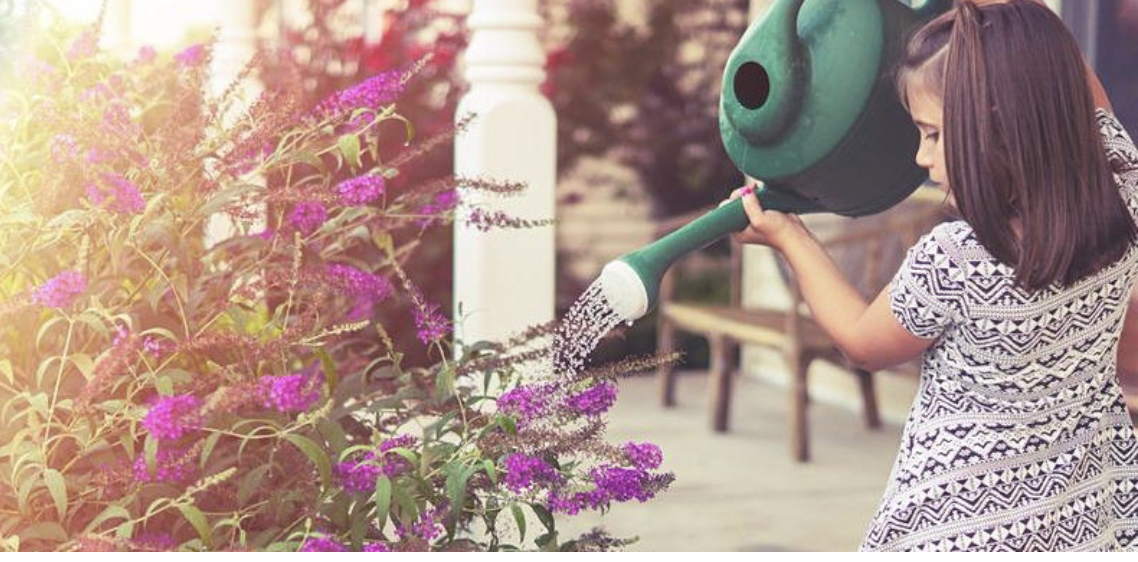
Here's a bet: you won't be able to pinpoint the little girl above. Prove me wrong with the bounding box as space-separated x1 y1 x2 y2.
728 0 1138 551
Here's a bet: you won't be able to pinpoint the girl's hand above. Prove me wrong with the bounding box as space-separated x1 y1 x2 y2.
722 183 807 251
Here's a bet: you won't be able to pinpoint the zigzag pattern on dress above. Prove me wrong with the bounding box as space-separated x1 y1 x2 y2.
861 110 1138 552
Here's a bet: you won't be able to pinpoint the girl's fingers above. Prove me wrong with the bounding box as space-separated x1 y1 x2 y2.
740 185 764 227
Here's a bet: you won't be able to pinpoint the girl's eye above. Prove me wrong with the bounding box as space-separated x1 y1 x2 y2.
923 131 940 142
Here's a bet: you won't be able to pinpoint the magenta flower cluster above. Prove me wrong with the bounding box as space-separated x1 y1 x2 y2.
564 382 618 417
503 453 564 493
622 442 663 470
287 201 328 235
546 464 670 516
142 394 202 441
408 285 450 344
335 174 385 206
333 435 417 493
395 505 446 543
30 270 87 308
87 173 146 215
174 44 207 68
51 134 80 164
313 70 405 119
326 264 393 300
299 535 391 552
132 446 195 484
496 384 553 427
416 190 459 228
260 369 323 413
299 536 347 552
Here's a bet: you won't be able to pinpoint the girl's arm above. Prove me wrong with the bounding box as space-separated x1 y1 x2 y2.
728 187 935 371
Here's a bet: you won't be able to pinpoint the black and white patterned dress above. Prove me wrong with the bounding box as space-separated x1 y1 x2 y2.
861 110 1138 552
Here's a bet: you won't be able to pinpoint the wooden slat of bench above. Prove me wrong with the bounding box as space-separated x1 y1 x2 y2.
661 303 834 349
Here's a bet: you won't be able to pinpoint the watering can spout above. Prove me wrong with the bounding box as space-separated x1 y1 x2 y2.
601 186 821 322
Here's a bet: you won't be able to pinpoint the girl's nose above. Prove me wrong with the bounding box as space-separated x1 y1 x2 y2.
915 144 933 170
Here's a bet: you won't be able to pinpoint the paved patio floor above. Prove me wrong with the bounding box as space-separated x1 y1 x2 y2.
557 372 907 552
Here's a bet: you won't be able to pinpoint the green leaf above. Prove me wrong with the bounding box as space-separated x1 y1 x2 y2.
316 349 339 392
373 476 392 528
177 504 213 549
17 522 67 544
155 375 174 396
1 535 18 552
0 359 12 385
337 134 361 170
68 354 95 379
536 531 559 552
199 431 223 470
372 232 394 259
532 504 555 534
282 434 331 489
199 183 260 218
83 505 131 534
482 459 498 486
41 469 67 521
237 464 272 505
144 435 159 480
510 504 527 543
444 463 475 532
499 415 517 436
435 365 456 402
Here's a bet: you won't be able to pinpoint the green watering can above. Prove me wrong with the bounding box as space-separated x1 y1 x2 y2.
601 0 953 321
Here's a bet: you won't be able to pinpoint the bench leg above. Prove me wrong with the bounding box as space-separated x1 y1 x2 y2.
709 335 733 432
657 318 678 407
790 352 810 462
855 369 882 430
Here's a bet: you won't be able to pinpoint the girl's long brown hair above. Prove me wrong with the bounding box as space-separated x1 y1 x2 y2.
897 0 1135 291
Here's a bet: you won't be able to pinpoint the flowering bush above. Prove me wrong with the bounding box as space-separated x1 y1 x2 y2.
0 16 671 553
257 0 468 368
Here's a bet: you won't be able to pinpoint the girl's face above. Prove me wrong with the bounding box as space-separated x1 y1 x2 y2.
906 84 951 201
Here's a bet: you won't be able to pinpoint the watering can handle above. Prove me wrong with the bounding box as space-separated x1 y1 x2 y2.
701 184 822 237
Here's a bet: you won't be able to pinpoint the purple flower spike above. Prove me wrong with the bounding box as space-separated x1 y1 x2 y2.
497 384 553 427
132 446 196 484
299 536 347 552
261 369 323 413
174 44 207 68
335 175 385 206
287 201 327 235
622 442 663 470
31 270 88 308
565 382 618 417
334 460 382 493
503 453 563 493
142 394 202 441
313 71 405 119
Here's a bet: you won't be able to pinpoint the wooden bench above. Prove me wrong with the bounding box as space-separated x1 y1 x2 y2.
655 188 948 462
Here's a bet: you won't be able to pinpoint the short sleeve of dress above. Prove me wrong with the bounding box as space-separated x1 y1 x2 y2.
1096 109 1138 218
889 222 969 340
1097 108 1138 173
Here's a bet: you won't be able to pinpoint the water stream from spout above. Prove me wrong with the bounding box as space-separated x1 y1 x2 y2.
553 277 627 377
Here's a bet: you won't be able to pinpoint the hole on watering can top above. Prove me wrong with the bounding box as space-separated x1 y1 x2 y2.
734 61 771 110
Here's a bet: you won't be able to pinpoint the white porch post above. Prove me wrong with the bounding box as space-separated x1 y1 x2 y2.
204 0 263 246
454 0 556 346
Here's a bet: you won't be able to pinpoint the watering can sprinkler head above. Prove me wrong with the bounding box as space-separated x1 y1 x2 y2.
599 0 952 323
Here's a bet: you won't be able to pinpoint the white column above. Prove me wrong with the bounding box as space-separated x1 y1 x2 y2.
204 0 263 246
207 0 260 108
100 0 134 57
454 0 556 346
